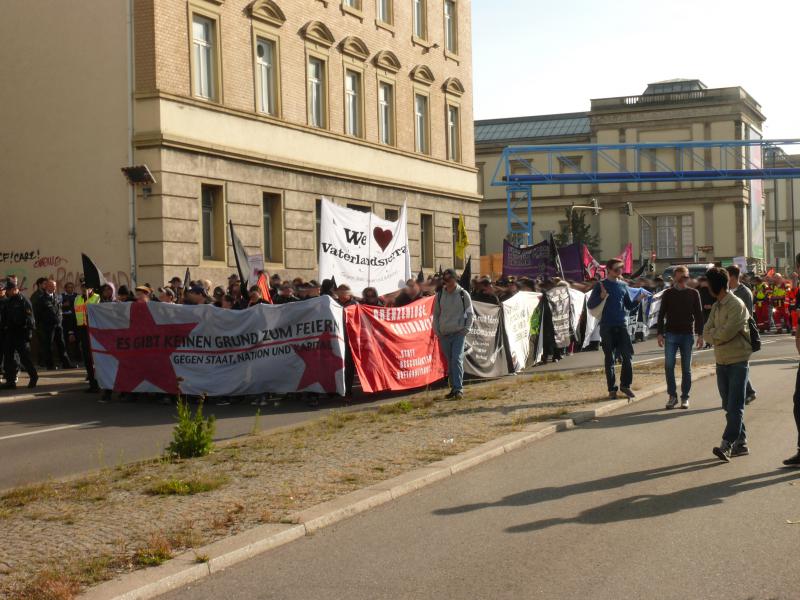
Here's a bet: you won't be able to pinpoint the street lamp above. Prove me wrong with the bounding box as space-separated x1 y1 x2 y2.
568 198 601 244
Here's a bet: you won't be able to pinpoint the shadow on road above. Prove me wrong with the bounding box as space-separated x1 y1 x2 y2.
433 459 722 517
504 469 800 533
581 406 718 429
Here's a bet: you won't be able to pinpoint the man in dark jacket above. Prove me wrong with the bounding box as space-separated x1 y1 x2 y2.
1 280 38 389
470 276 500 305
657 265 704 409
34 279 75 370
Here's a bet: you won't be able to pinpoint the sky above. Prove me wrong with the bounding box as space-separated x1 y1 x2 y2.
472 0 800 138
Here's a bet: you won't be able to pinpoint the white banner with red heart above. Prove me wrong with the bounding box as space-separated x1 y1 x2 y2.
318 198 411 296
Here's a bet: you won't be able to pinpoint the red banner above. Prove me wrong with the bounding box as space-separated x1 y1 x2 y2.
345 296 446 393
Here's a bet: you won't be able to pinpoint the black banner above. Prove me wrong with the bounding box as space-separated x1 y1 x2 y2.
465 301 509 378
546 286 573 349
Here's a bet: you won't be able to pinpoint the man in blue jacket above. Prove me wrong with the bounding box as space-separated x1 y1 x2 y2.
588 258 640 399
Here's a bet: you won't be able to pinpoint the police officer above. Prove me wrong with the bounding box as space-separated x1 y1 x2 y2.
74 278 100 392
1 279 38 389
34 279 75 370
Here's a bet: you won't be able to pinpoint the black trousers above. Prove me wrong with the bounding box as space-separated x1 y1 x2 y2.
41 323 70 368
77 326 97 387
3 331 37 382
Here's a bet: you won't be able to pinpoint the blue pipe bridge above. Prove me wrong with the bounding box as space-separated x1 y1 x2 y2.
489 139 800 245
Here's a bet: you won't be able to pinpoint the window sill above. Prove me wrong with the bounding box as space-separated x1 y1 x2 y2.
200 259 227 266
444 49 460 63
411 35 432 49
375 19 395 34
341 3 364 20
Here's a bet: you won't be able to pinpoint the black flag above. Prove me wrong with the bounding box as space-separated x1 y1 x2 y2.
81 253 107 289
631 260 648 279
183 267 191 291
459 255 472 290
548 234 565 279
229 221 250 291
417 269 424 283
330 275 338 290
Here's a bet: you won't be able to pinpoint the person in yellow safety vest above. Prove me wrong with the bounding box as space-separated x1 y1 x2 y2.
772 276 791 334
753 277 771 332
74 278 100 392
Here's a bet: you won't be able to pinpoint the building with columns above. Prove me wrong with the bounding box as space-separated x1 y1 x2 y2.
764 153 800 272
475 79 767 272
1 0 479 291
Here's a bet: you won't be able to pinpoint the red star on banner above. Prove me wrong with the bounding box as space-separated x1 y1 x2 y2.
292 330 344 393
90 303 199 394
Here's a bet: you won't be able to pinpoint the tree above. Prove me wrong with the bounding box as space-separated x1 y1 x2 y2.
555 208 601 255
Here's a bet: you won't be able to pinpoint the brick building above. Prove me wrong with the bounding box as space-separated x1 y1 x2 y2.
1 0 479 291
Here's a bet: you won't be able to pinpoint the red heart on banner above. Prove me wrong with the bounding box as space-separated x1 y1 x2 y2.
373 227 394 252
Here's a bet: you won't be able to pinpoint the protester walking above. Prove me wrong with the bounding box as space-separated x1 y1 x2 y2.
784 253 800 467
74 278 100 393
433 268 474 400
727 265 757 404
656 265 704 409
703 267 752 462
34 280 75 370
587 258 640 400
1 280 38 389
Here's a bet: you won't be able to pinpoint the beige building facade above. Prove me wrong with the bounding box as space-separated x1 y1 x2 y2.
764 154 800 272
475 80 766 273
1 0 479 292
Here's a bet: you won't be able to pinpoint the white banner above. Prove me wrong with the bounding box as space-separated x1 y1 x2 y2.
87 297 346 396
318 198 411 296
501 291 541 372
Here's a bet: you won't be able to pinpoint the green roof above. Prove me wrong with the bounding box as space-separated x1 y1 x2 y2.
475 112 590 144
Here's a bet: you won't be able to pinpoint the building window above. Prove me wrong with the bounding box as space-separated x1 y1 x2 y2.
414 93 429 154
347 203 371 213
444 0 457 53
446 104 460 161
192 15 217 100
307 56 327 128
256 37 278 116
344 70 363 138
479 224 487 255
413 0 427 39
201 184 224 261
420 213 434 269
262 193 283 264
641 215 694 259
377 0 393 24
344 0 361 7
451 218 464 269
385 208 399 222
378 81 395 145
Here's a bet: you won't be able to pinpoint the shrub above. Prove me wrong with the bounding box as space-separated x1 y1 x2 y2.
166 397 216 459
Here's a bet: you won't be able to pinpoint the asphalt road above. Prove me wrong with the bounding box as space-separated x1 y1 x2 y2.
163 344 800 600
0 335 794 490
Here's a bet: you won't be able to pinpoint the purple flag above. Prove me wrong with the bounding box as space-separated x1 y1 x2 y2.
502 240 585 280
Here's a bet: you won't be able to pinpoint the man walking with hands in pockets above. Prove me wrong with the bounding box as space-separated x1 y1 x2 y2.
587 258 641 400
657 265 705 409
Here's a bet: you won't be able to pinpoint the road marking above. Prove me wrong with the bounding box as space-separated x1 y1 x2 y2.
0 421 101 442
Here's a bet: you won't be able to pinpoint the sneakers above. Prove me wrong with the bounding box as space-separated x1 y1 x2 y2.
608 390 617 400
444 389 456 400
782 451 800 467
679 398 689 410
620 387 636 400
730 443 749 457
745 392 756 405
713 443 732 463
452 391 464 400
665 395 678 410
27 374 38 389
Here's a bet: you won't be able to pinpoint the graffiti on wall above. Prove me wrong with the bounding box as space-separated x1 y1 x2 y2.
1 249 131 292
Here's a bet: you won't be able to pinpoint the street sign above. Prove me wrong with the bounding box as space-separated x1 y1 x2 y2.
697 245 714 253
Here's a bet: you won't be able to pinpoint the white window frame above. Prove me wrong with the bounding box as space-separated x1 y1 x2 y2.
446 103 460 161
307 55 328 128
377 0 393 24
641 214 695 259
255 36 279 116
191 14 218 101
413 0 427 40
378 80 395 146
444 0 458 54
344 68 364 138
414 92 430 154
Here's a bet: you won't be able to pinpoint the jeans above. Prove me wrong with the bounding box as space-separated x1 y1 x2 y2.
439 332 466 393
793 365 800 449
664 333 694 399
716 361 749 445
599 324 633 392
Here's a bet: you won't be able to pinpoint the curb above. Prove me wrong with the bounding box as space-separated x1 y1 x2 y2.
79 370 713 600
